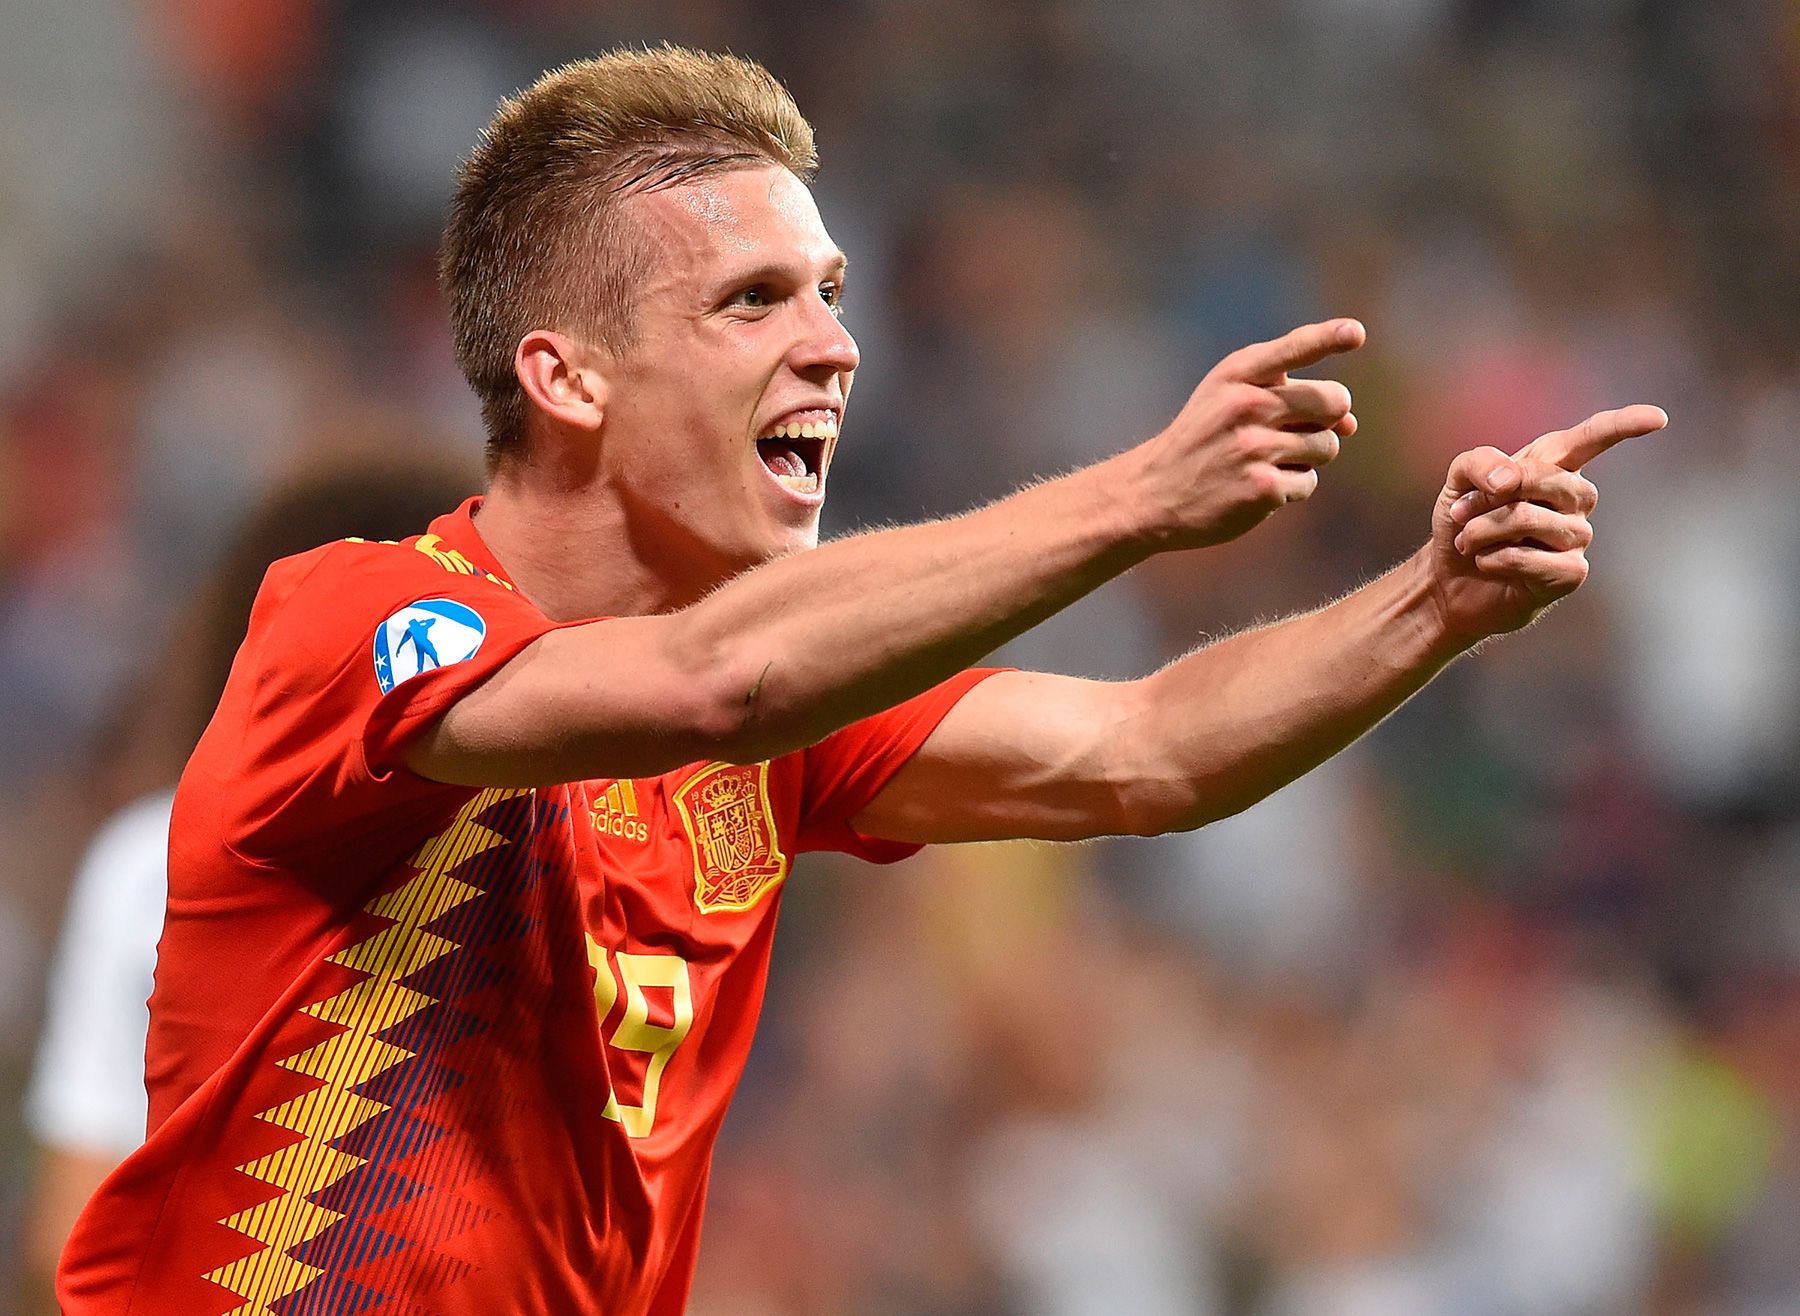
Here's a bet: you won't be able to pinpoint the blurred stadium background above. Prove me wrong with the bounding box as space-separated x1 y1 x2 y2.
4 1 1799 1313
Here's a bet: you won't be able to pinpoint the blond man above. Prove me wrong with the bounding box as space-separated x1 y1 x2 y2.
59 46 1662 1315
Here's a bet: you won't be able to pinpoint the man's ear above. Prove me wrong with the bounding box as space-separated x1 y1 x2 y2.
515 330 608 432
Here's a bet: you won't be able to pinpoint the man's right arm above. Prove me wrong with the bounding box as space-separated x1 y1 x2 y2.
406 319 1365 788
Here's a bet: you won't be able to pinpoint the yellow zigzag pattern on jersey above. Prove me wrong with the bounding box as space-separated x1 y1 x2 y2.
204 787 524 1316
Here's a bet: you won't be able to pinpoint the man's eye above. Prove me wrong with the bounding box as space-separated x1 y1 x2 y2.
820 282 844 313
730 286 769 309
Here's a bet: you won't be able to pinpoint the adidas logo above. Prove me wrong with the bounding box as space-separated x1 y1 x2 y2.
591 779 649 844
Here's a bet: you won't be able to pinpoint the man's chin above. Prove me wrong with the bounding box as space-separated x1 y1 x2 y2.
706 522 820 580
756 523 821 563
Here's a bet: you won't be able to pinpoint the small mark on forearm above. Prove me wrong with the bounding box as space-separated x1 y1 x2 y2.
745 660 773 708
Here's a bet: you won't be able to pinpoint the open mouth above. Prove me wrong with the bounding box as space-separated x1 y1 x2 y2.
755 410 836 497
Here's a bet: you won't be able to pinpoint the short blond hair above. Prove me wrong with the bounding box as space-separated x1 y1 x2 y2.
440 46 818 462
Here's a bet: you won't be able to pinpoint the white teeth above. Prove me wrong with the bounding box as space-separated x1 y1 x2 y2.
774 472 820 494
761 416 839 440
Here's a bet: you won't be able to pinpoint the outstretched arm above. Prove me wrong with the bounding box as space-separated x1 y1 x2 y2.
410 320 1364 787
850 406 1667 844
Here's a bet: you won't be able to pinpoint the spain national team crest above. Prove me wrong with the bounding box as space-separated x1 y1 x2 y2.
672 762 789 914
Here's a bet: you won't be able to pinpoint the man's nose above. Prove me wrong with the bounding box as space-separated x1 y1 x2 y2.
792 295 860 375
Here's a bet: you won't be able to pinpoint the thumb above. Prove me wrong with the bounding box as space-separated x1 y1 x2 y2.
1444 446 1522 505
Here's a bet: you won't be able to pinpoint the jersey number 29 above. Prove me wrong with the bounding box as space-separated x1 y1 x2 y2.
586 937 694 1138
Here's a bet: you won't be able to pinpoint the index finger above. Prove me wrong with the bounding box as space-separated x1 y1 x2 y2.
1514 404 1668 471
1213 318 1367 386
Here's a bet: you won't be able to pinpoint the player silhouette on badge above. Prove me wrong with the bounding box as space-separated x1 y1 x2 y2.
396 616 442 671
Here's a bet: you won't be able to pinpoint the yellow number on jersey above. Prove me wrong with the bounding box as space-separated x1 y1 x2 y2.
586 938 694 1138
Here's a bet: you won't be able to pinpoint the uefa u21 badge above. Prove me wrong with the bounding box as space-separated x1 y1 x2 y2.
372 598 486 694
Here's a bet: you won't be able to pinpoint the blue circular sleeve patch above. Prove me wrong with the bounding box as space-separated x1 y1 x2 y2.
372 598 488 694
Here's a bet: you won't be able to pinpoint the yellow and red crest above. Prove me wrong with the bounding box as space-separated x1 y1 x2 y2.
671 762 789 914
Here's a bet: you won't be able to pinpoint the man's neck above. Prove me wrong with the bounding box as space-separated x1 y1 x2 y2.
473 466 722 621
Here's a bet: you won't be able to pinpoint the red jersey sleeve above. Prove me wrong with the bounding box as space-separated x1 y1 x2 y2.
215 537 572 866
793 667 1007 862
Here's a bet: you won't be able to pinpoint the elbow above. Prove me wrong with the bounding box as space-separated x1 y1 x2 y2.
1113 783 1190 838
626 666 763 770
650 622 797 766
1101 684 1190 837
1112 780 1233 838
1112 792 1168 839
679 678 771 765
1103 696 1227 838
419 619 800 787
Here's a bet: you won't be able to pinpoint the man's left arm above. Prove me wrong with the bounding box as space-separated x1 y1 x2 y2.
851 406 1666 845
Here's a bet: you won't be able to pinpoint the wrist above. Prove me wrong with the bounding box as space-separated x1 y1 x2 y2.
1398 545 1486 662
1081 447 1174 561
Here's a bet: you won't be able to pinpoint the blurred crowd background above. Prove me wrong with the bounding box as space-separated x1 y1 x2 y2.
3 0 1799 1313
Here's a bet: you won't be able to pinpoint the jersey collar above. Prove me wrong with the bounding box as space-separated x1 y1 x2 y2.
425 496 518 589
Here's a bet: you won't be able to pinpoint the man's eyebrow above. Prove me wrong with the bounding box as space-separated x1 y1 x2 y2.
712 253 850 292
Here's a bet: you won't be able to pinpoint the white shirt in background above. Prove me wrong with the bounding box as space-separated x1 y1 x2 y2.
25 789 172 1158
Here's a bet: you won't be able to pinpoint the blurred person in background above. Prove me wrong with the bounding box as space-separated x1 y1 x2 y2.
51 44 1667 1315
21 457 476 1311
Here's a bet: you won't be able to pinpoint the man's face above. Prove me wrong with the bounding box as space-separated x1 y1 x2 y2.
593 165 859 583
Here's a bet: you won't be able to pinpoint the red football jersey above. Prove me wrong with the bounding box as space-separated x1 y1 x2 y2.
58 497 996 1315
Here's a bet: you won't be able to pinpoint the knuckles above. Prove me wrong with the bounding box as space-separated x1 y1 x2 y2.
1246 468 1284 504
1460 507 1593 553
1513 463 1600 516
1224 382 1272 422
1168 367 1361 534
1243 465 1288 509
1460 444 1512 470
1232 425 1275 462
1209 348 1252 382
1476 544 1591 589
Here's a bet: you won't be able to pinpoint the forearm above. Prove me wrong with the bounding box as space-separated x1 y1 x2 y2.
678 458 1151 758
848 399 1660 843
1118 547 1465 833
450 458 1153 785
